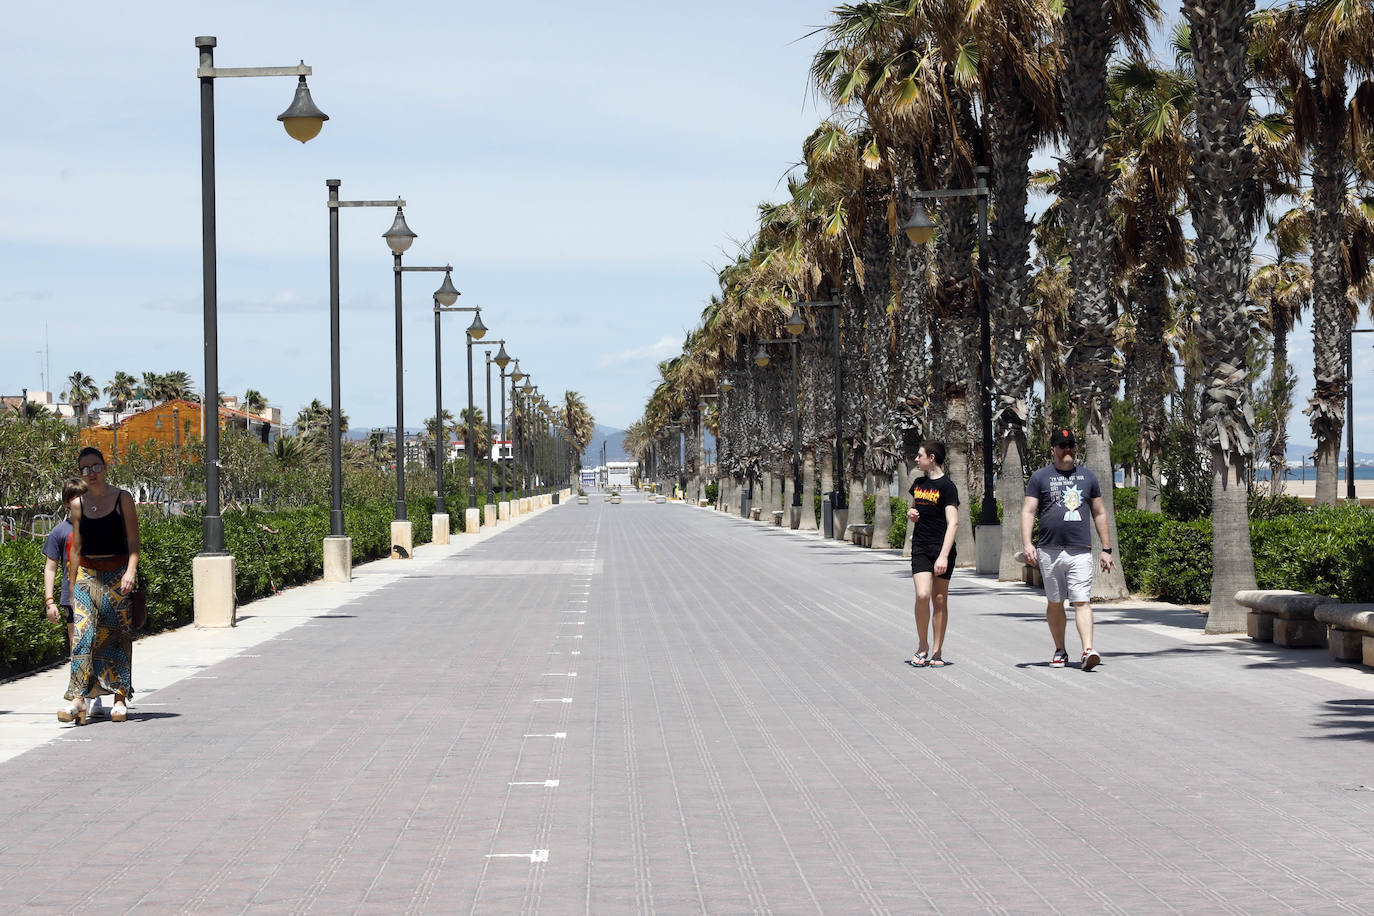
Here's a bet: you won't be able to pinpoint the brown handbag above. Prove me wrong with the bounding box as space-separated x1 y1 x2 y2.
128 583 148 631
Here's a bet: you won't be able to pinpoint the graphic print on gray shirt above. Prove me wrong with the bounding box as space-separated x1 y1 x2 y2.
1025 464 1102 549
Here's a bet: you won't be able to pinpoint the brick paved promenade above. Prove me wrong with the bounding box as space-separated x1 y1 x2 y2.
3 491 1374 914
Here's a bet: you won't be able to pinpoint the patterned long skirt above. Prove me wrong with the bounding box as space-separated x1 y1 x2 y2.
65 566 134 701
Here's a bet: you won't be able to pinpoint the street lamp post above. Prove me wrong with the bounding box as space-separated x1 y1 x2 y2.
428 272 465 545
900 165 1000 573
324 180 404 580
195 35 327 626
508 361 525 511
1349 329 1373 501
487 342 512 519
523 377 536 503
463 310 489 533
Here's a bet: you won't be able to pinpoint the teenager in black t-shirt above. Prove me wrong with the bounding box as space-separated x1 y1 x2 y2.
905 440 960 668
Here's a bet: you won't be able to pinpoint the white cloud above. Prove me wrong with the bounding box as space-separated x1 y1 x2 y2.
599 336 681 369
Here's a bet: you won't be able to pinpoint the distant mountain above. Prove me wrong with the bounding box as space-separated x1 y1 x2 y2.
584 423 629 463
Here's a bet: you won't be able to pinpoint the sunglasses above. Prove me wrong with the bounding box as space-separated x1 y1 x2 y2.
79 462 105 476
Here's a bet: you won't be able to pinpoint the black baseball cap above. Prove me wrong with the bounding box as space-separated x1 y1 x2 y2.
1050 427 1076 448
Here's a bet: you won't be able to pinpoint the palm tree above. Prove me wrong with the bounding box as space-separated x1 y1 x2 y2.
1252 213 1315 494
1107 58 1193 512
423 410 456 468
243 389 267 416
456 407 492 460
560 390 595 478
64 371 98 425
295 399 330 437
1254 0 1374 504
104 371 137 414
1055 0 1156 600
165 370 197 402
1184 0 1261 633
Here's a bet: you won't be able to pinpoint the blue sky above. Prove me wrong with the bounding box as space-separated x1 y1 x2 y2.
1 2 1369 454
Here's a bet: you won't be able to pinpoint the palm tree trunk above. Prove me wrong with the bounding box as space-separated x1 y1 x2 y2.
1307 64 1350 508
1186 0 1259 631
1060 0 1127 599
872 472 893 548
987 71 1038 580
801 449 818 531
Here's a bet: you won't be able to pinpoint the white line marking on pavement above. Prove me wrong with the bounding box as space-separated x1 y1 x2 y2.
508 780 560 787
554 635 584 639
540 673 577 677
534 698 574 703
486 850 549 862
571 651 581 655
523 733 567 738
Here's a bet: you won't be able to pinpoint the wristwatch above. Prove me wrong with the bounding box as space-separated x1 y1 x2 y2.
1101 547 1113 554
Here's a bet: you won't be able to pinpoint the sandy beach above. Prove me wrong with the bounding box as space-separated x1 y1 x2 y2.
1123 478 1374 505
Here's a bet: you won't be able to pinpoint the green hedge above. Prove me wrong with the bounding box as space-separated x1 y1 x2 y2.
1125 504 1374 605
0 499 436 676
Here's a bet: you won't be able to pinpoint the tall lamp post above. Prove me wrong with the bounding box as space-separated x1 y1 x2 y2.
489 342 513 519
388 221 458 556
325 180 403 580
483 342 511 522
463 310 490 532
430 271 470 544
1350 328 1374 501
900 165 1000 573
195 36 327 626
522 377 537 502
508 360 525 510
755 337 805 528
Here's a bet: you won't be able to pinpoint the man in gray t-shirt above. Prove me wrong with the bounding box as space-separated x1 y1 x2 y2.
1019 427 1116 671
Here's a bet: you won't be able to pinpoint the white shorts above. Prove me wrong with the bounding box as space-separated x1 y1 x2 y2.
1036 547 1093 604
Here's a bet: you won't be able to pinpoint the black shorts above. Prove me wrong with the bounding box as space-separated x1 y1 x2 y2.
59 603 74 623
911 546 955 580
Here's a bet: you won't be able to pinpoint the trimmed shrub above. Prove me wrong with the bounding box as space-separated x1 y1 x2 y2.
1252 504 1374 602
888 498 908 549
1140 518 1213 604
1114 506 1168 593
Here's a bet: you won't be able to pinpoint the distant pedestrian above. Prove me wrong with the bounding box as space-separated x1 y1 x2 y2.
905 440 959 668
59 447 140 725
1020 427 1115 670
42 478 89 659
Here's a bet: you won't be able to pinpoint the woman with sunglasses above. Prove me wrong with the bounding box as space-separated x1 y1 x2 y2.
59 446 140 725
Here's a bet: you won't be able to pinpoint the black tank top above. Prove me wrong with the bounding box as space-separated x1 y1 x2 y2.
79 491 129 555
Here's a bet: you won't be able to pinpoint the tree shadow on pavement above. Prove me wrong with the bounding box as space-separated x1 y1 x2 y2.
1312 699 1374 743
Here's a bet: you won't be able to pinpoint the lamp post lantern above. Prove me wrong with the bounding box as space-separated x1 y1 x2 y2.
325 180 404 580
195 35 326 626
900 165 1000 573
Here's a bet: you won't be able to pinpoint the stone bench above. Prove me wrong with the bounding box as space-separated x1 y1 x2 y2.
1235 590 1328 647
1314 602 1374 666
847 524 874 548
749 507 762 521
771 510 785 526
1013 550 1044 587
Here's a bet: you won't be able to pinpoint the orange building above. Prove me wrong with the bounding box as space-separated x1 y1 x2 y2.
79 398 282 460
